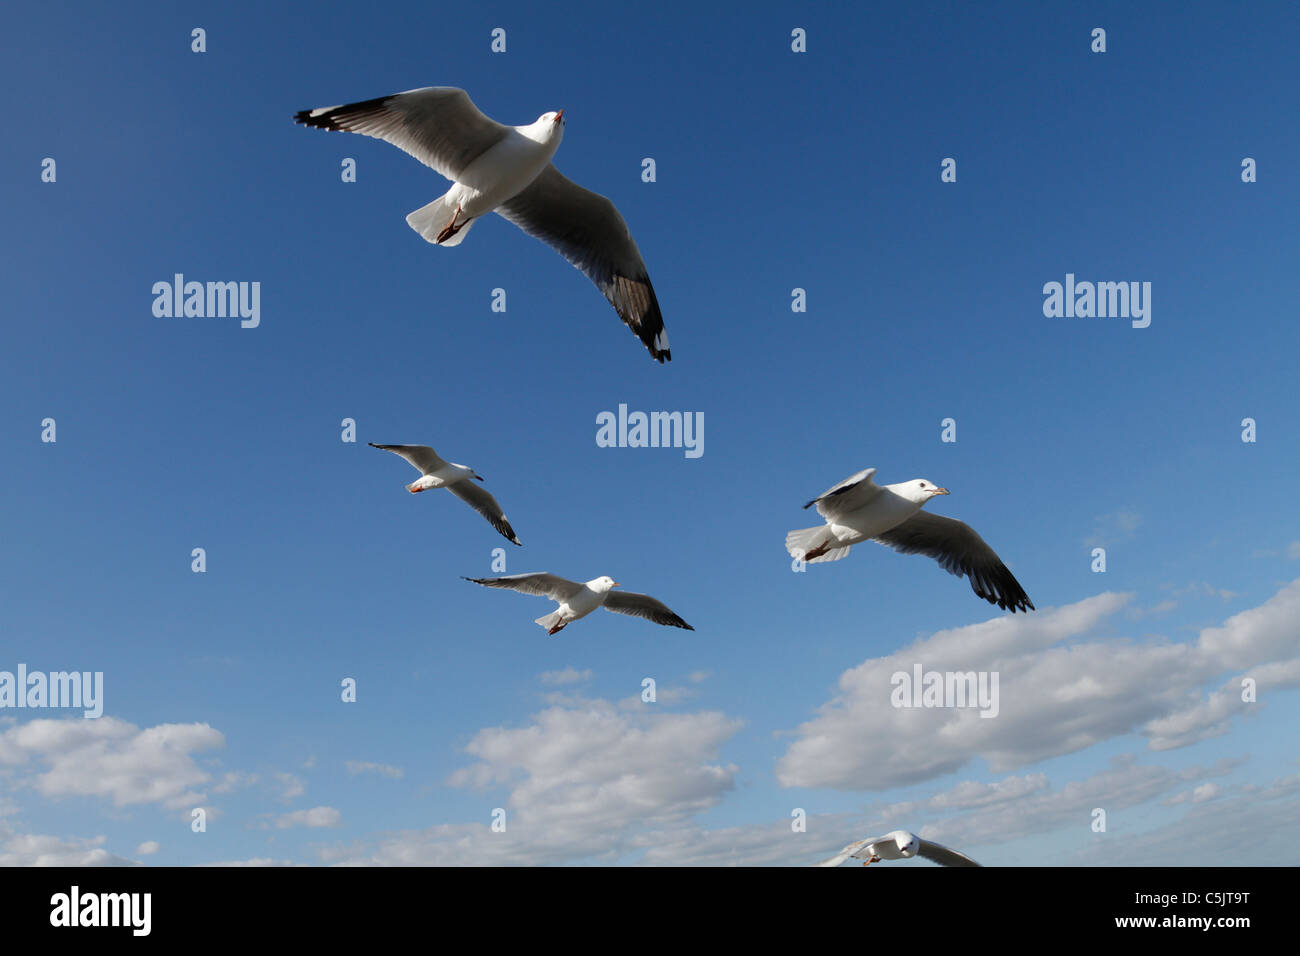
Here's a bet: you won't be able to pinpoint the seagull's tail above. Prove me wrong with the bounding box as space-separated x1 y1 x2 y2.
786 526 850 564
534 610 564 632
406 193 477 247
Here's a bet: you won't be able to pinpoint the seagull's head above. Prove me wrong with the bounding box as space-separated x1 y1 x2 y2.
590 575 619 593
894 831 920 858
536 110 566 143
902 479 950 504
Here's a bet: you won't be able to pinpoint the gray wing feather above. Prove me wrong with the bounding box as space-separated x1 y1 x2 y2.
602 591 693 630
462 573 583 601
496 164 669 363
368 443 446 475
873 511 1034 613
295 87 509 180
916 839 982 867
803 467 880 519
447 481 521 545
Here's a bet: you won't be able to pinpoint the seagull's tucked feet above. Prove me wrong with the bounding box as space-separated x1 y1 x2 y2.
548 620 567 636
435 205 467 244
803 542 832 561
406 482 426 493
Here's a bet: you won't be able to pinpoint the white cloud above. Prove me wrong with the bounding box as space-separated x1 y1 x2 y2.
135 840 160 856
538 667 593 686
1084 510 1141 548
276 806 341 829
0 717 224 810
272 772 305 803
0 825 136 866
345 761 404 779
778 582 1300 790
326 698 741 865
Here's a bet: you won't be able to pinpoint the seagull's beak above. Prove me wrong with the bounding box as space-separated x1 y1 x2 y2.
933 487 950 495
611 581 620 587
554 109 564 124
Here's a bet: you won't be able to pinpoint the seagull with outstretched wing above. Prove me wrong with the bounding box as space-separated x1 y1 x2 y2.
463 573 692 635
295 87 672 362
785 467 1033 613
814 830 981 867
368 443 520 546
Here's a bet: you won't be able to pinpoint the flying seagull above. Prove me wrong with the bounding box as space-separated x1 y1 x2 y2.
785 468 1034 613
462 573 693 635
369 443 520 545
814 830 981 867
294 86 672 363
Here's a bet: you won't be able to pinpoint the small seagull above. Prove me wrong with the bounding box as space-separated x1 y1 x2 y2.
369 443 520 545
785 468 1034 613
462 573 693 635
295 86 672 363
814 830 981 867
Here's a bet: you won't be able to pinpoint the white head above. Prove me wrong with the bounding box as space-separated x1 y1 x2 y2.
527 109 565 145
894 478 950 505
892 830 920 858
587 575 619 593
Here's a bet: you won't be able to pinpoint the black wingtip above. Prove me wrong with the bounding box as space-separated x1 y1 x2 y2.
801 499 817 510
294 108 332 129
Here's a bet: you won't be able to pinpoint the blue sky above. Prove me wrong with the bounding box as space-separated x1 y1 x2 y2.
2 0 1299 866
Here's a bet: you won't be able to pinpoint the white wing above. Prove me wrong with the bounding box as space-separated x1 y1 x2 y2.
802 468 880 520
495 164 669 363
295 87 510 181
872 511 1034 613
602 591 693 630
916 838 981 867
368 443 447 475
462 573 584 602
812 837 877 868
447 481 521 546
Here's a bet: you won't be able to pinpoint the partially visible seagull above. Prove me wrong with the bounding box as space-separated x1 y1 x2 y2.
369 442 520 545
785 468 1034 613
814 830 981 867
295 86 672 362
462 573 693 635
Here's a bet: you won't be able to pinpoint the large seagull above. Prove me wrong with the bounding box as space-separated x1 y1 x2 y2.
463 573 693 635
785 468 1034 613
295 86 672 362
814 830 981 867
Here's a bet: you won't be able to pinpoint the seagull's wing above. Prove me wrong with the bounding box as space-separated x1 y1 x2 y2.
447 481 521 546
495 164 669 363
803 468 880 519
602 591 693 630
873 511 1034 613
295 87 510 181
812 837 878 867
462 573 584 601
916 839 982 867
368 443 447 475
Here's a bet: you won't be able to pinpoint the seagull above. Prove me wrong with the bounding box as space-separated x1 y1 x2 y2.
785 468 1034 613
294 87 672 363
462 573 693 635
814 830 981 867
368 443 520 545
